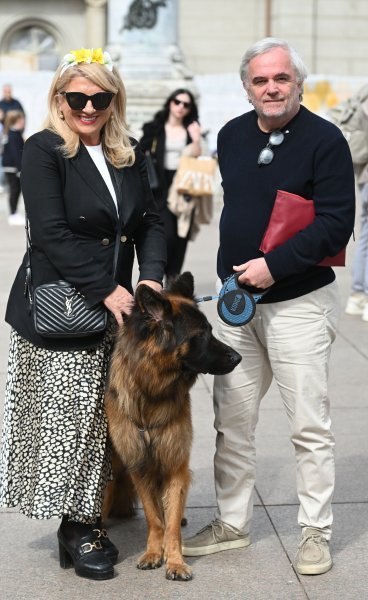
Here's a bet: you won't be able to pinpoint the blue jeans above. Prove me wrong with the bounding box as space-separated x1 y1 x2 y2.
352 183 368 294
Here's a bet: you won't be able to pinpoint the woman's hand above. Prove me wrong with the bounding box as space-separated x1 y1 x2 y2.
187 121 202 156
137 280 163 293
104 281 162 326
103 285 135 326
187 121 202 143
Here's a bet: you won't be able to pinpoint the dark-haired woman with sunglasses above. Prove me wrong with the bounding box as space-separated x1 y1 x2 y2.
0 49 166 581
140 88 202 280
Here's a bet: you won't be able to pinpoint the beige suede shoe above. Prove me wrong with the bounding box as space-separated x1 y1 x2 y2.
182 519 250 556
294 527 332 575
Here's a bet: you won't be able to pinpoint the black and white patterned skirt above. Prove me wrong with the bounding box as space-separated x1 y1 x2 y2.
0 326 115 522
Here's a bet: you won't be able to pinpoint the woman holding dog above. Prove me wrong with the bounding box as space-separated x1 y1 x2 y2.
140 88 202 280
0 48 166 580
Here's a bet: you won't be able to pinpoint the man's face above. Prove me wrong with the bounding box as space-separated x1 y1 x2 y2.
3 85 12 101
244 47 302 130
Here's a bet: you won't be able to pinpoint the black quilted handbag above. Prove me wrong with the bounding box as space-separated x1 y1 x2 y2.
32 280 108 338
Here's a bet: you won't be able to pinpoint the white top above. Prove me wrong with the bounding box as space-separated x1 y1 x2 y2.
164 130 187 170
84 144 118 214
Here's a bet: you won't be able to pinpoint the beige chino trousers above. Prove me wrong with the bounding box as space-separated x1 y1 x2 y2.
213 281 340 539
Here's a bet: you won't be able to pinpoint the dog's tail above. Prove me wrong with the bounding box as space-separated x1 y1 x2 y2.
102 450 138 521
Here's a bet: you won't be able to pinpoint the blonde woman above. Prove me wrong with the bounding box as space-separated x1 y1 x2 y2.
0 49 166 580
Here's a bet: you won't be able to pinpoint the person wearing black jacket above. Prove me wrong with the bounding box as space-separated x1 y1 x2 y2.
140 88 202 279
0 48 166 581
0 84 24 119
0 84 25 190
183 38 355 576
2 109 25 225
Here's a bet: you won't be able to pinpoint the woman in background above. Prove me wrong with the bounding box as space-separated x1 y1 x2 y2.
2 109 25 225
140 88 202 280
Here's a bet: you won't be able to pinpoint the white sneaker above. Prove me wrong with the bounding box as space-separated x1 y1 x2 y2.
362 302 368 322
8 213 25 226
345 292 367 315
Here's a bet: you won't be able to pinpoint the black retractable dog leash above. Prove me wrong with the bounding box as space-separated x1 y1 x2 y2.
196 272 269 327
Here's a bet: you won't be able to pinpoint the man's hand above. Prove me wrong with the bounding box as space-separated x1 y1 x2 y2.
233 258 275 289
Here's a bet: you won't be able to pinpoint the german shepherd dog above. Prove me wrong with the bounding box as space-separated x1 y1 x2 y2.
104 272 241 580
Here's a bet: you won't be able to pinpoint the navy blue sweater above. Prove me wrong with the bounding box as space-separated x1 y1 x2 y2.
217 106 356 303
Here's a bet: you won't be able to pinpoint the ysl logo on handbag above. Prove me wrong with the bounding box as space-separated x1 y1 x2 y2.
64 296 74 317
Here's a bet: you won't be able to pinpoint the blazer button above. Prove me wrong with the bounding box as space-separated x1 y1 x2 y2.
78 216 86 222
101 238 110 246
120 235 127 243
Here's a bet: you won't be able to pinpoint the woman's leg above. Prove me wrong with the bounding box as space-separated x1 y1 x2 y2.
5 172 21 215
351 183 368 294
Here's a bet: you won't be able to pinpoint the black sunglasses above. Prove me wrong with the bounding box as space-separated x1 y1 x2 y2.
60 91 115 111
172 97 191 109
257 130 285 165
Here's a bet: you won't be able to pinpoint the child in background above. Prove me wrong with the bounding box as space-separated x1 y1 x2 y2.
2 110 25 225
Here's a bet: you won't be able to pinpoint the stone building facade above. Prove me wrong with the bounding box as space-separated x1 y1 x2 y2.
0 1 367 142
1 1 367 77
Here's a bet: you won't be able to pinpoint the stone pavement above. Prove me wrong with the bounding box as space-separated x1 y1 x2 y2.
0 190 367 600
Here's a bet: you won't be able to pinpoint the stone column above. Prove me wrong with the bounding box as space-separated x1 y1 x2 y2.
85 0 108 48
106 0 196 137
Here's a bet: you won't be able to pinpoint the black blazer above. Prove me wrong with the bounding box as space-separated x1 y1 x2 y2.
5 129 166 350
2 128 24 171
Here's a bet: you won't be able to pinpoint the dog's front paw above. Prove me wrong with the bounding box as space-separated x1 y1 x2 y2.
165 560 192 581
137 551 163 570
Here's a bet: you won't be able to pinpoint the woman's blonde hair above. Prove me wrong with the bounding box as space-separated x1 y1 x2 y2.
4 110 24 134
44 62 135 168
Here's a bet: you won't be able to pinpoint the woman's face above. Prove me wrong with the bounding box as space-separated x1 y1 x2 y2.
169 92 192 122
58 76 113 146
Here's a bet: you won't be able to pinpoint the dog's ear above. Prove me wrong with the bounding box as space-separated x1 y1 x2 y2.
167 271 194 299
135 284 172 321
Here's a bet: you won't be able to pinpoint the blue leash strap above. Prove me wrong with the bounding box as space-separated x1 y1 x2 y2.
196 294 219 303
196 273 270 326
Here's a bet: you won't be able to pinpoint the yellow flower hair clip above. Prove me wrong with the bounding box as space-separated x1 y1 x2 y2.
59 48 113 76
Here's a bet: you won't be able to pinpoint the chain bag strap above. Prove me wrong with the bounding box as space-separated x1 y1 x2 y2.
144 137 159 189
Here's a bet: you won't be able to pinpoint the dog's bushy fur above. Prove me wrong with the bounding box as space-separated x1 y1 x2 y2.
104 272 241 580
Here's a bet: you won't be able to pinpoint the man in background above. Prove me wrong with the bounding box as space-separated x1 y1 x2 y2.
0 84 24 118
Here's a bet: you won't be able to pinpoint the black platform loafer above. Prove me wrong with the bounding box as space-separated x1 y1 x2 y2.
93 527 119 565
57 526 114 580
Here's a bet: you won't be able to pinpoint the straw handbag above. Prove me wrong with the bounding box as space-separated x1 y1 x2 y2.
175 155 217 197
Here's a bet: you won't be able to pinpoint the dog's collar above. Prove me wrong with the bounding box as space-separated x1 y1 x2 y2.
128 414 169 432
128 414 172 448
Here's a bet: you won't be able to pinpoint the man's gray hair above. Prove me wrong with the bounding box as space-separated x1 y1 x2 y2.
239 37 308 87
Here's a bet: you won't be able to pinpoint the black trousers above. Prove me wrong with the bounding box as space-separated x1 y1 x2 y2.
5 172 21 214
161 169 193 280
